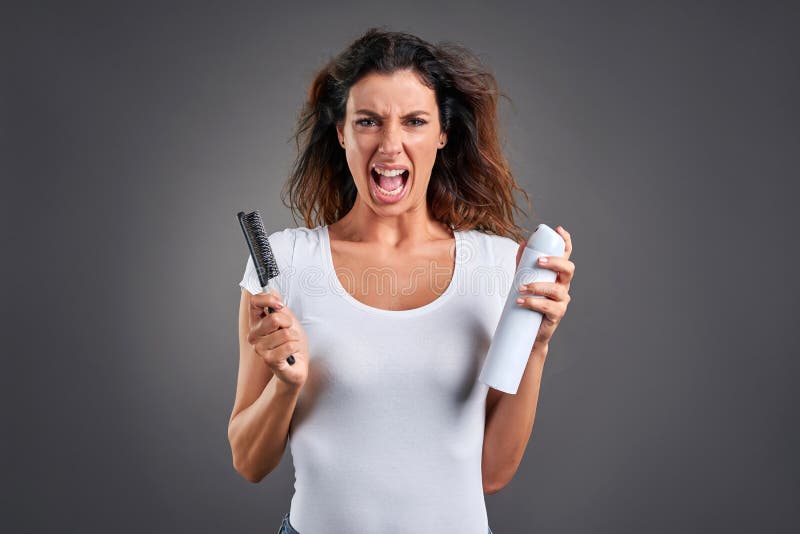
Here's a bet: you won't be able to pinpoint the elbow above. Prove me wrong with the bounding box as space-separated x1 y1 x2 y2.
483 478 506 495
483 465 516 495
232 455 267 484
229 439 268 484
241 469 266 484
482 452 522 495
231 444 278 484
483 469 509 494
228 427 263 483
227 421 285 484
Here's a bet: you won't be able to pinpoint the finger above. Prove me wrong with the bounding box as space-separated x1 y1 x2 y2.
249 299 276 329
274 300 297 323
251 289 285 313
515 295 566 323
556 226 572 260
535 256 575 284
276 340 302 362
257 309 292 334
519 281 569 302
251 322 295 352
257 337 301 366
248 292 269 329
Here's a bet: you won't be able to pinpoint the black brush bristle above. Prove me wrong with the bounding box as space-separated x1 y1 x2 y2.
237 210 295 365
237 210 280 289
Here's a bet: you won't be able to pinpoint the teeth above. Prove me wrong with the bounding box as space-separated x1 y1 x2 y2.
374 167 406 177
376 181 405 195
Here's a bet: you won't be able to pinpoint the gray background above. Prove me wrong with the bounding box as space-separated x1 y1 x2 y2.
5 1 798 532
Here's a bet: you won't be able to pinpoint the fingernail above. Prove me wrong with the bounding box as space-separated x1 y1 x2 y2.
274 301 285 309
516 297 524 304
539 256 549 264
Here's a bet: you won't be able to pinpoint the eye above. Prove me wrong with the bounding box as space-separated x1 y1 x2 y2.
356 118 377 127
408 118 427 126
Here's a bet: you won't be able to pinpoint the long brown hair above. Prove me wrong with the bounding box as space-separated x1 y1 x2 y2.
281 27 534 243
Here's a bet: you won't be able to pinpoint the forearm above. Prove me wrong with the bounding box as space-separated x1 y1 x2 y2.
228 381 300 482
483 344 548 488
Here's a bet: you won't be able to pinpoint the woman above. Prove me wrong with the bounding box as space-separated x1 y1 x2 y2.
229 28 575 533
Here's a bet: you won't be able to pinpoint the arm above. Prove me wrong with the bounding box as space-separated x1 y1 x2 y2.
482 343 549 494
227 288 300 483
482 225 572 493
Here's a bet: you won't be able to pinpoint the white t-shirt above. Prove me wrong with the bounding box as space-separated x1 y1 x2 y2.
239 224 519 534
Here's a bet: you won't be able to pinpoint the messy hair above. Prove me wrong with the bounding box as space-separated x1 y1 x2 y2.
281 27 534 242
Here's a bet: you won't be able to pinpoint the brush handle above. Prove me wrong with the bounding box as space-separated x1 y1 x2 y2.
265 293 295 365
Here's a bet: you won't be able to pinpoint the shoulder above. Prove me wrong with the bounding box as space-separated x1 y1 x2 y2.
286 225 319 243
464 230 520 265
238 226 313 300
266 227 297 259
460 230 520 299
265 225 322 252
488 233 521 262
268 225 330 269
238 226 301 278
277 225 324 256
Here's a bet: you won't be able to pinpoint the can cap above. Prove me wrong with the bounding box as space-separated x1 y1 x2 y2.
527 223 566 256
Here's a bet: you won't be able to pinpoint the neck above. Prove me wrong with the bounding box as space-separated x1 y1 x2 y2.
331 197 452 247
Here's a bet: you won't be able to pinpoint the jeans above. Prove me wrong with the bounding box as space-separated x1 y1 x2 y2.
278 512 494 533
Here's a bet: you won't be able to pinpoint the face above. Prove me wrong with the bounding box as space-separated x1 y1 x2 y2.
336 69 447 212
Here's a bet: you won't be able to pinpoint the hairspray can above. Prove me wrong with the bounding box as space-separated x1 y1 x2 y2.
479 223 565 394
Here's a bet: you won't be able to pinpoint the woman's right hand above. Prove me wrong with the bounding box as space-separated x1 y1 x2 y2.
247 289 308 392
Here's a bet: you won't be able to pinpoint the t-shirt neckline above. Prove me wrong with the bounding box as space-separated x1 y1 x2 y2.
320 224 463 317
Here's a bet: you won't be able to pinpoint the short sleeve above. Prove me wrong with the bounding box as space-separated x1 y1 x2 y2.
238 228 296 304
490 234 522 298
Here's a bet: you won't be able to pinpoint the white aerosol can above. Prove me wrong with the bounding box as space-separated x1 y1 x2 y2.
479 223 565 394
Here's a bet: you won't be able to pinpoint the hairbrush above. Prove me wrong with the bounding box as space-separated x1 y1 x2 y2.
237 210 295 365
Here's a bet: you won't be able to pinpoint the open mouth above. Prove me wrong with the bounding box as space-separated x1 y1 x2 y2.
371 168 410 197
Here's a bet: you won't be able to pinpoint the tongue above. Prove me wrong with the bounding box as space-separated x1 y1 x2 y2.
378 173 404 191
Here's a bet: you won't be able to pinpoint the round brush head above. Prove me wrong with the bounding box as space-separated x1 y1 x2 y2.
237 210 280 289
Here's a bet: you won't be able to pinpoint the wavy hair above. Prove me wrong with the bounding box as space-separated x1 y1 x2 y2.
281 27 534 242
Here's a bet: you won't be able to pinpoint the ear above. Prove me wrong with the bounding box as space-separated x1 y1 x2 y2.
336 121 344 143
439 130 448 148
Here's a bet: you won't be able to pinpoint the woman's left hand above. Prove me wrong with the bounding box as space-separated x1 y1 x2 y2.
515 225 574 352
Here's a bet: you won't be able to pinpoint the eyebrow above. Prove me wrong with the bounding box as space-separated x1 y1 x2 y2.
354 109 431 118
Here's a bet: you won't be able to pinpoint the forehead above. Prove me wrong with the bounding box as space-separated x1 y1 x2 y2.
347 70 437 114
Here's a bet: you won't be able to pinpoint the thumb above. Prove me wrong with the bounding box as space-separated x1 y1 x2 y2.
269 286 282 301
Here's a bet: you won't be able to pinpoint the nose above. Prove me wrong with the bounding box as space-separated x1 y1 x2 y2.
378 122 402 156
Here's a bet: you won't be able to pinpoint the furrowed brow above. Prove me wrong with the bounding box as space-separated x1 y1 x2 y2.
354 109 431 118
